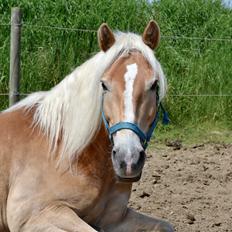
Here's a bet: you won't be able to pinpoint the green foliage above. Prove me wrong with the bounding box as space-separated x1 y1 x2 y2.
0 0 232 132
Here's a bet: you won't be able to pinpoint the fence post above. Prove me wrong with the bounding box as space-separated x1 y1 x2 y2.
9 7 22 106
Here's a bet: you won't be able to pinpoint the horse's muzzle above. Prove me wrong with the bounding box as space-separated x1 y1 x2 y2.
116 172 142 183
111 147 146 182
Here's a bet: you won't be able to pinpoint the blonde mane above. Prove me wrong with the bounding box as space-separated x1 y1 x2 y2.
7 32 167 163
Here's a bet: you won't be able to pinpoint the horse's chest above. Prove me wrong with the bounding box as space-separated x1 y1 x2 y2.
57 174 103 211
12 164 104 215
82 187 130 227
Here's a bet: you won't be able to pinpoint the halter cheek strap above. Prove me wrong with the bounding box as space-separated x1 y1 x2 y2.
101 95 169 149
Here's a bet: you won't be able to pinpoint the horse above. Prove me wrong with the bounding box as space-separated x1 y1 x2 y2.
0 21 174 232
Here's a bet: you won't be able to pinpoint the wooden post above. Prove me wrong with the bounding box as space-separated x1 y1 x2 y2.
9 7 22 106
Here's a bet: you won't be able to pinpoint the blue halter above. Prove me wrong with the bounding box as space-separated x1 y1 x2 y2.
101 92 170 149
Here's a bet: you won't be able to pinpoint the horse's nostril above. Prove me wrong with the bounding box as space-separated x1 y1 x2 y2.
138 150 146 164
120 160 127 169
112 149 116 158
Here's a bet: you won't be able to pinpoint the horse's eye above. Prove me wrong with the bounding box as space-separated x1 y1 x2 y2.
101 81 109 92
150 80 158 91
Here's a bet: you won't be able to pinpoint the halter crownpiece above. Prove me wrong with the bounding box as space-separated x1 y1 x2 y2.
101 91 170 149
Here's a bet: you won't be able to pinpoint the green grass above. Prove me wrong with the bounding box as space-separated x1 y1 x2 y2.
151 121 232 145
0 0 232 142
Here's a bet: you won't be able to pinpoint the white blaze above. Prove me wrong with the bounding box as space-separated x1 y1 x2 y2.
123 63 138 122
113 62 142 157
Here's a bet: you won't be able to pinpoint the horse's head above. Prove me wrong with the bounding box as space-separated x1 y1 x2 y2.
99 21 163 182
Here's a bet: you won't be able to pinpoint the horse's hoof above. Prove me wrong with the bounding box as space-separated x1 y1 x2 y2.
90 224 104 232
159 223 174 232
153 221 174 232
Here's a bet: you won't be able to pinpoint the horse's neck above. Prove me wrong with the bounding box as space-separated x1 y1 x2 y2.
76 123 114 178
77 124 133 216
86 123 111 154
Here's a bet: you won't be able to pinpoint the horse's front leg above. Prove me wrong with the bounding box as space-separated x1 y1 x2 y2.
15 205 97 232
104 208 174 232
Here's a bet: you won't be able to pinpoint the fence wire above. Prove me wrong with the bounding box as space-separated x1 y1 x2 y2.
1 93 232 97
0 23 232 42
0 22 232 98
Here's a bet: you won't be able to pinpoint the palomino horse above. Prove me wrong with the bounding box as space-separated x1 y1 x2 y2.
0 21 174 232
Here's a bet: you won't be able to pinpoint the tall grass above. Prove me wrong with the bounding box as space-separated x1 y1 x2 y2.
0 0 232 130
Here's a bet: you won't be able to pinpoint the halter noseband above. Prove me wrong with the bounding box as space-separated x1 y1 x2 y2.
101 91 169 149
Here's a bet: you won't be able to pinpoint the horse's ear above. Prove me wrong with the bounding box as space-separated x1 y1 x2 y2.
98 23 115 52
142 20 160 50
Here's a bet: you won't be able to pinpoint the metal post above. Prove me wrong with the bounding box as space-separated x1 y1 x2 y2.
9 7 22 106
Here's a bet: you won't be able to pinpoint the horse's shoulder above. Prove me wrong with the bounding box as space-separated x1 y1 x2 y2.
0 107 47 163
0 108 33 131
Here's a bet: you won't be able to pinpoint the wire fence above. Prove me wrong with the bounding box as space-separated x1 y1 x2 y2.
1 93 232 97
1 23 232 42
0 22 232 98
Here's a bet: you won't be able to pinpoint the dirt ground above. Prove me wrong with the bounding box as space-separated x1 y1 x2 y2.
129 143 232 232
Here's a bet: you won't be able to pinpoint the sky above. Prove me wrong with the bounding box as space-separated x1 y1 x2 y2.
147 0 232 8
222 0 232 8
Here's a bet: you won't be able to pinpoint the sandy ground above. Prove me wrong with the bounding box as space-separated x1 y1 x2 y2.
129 143 232 232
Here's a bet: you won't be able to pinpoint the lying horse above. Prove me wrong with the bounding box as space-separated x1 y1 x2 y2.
0 21 174 232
